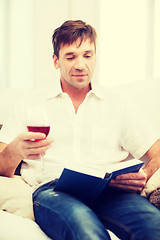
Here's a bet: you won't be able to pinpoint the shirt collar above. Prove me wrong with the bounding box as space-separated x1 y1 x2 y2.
89 81 105 100
46 80 105 100
46 80 63 100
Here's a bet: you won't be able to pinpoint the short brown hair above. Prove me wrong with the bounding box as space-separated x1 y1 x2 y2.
52 20 97 58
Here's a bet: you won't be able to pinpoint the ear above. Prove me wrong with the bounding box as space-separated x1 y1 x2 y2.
53 54 60 69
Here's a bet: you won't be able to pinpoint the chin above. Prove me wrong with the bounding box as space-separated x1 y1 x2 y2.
75 83 88 89
76 80 90 88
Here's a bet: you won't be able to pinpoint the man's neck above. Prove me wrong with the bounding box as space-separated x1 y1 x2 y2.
61 79 91 112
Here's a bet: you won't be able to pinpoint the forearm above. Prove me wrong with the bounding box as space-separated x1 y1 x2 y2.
144 157 160 181
144 139 160 181
0 143 22 177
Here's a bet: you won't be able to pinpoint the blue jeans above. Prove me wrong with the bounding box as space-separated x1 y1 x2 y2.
33 180 160 240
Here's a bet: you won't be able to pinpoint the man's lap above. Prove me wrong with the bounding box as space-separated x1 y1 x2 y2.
33 181 160 240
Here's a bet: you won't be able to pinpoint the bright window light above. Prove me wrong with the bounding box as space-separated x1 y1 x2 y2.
99 0 156 87
154 0 160 78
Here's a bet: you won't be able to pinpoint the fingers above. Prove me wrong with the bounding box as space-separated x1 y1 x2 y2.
109 179 146 190
115 169 147 181
21 132 46 141
110 178 146 186
109 179 146 193
108 182 144 193
23 143 51 159
25 137 53 149
108 169 147 193
15 132 54 160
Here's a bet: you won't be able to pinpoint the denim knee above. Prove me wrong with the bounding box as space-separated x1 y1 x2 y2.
33 185 110 240
136 207 160 240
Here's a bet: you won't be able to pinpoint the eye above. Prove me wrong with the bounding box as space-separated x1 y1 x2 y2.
84 55 92 58
66 54 75 61
66 56 75 60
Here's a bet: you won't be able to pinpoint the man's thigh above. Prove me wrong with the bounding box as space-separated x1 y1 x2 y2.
33 182 111 240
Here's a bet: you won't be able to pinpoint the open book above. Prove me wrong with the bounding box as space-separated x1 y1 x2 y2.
54 159 144 203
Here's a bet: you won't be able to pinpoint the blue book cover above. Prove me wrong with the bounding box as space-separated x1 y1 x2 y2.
54 160 144 202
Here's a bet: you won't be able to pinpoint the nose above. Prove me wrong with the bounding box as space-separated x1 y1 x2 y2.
74 57 85 71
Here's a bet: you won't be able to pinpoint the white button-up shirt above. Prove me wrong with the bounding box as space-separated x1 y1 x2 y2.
0 80 158 187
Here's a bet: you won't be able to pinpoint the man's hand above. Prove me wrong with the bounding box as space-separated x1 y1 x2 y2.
108 168 147 193
10 132 53 160
0 132 53 177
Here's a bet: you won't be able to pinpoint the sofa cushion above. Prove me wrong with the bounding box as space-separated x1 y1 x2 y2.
141 168 160 198
0 176 34 220
0 210 51 240
149 188 160 210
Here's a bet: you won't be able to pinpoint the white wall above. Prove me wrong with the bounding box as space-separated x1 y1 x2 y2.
8 0 34 88
0 0 100 89
99 0 160 88
34 0 69 88
0 0 8 87
0 0 160 89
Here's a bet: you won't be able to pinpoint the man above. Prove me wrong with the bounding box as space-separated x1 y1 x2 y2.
0 20 160 240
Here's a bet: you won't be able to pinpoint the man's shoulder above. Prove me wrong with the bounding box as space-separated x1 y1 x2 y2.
93 83 124 102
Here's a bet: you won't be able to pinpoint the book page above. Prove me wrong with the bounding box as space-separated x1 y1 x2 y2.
107 159 143 174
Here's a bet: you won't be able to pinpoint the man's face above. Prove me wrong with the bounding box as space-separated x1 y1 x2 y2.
53 38 96 89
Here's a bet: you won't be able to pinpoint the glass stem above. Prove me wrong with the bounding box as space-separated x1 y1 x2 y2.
41 154 45 174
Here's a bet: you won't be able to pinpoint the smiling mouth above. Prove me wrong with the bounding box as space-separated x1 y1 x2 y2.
72 74 87 77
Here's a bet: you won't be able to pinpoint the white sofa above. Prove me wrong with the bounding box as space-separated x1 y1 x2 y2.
0 79 160 240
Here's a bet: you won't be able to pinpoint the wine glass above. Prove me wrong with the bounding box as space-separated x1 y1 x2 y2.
25 104 50 178
27 125 50 174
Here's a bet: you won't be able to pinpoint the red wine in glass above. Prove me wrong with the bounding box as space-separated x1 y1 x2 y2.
27 126 50 139
27 126 50 175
